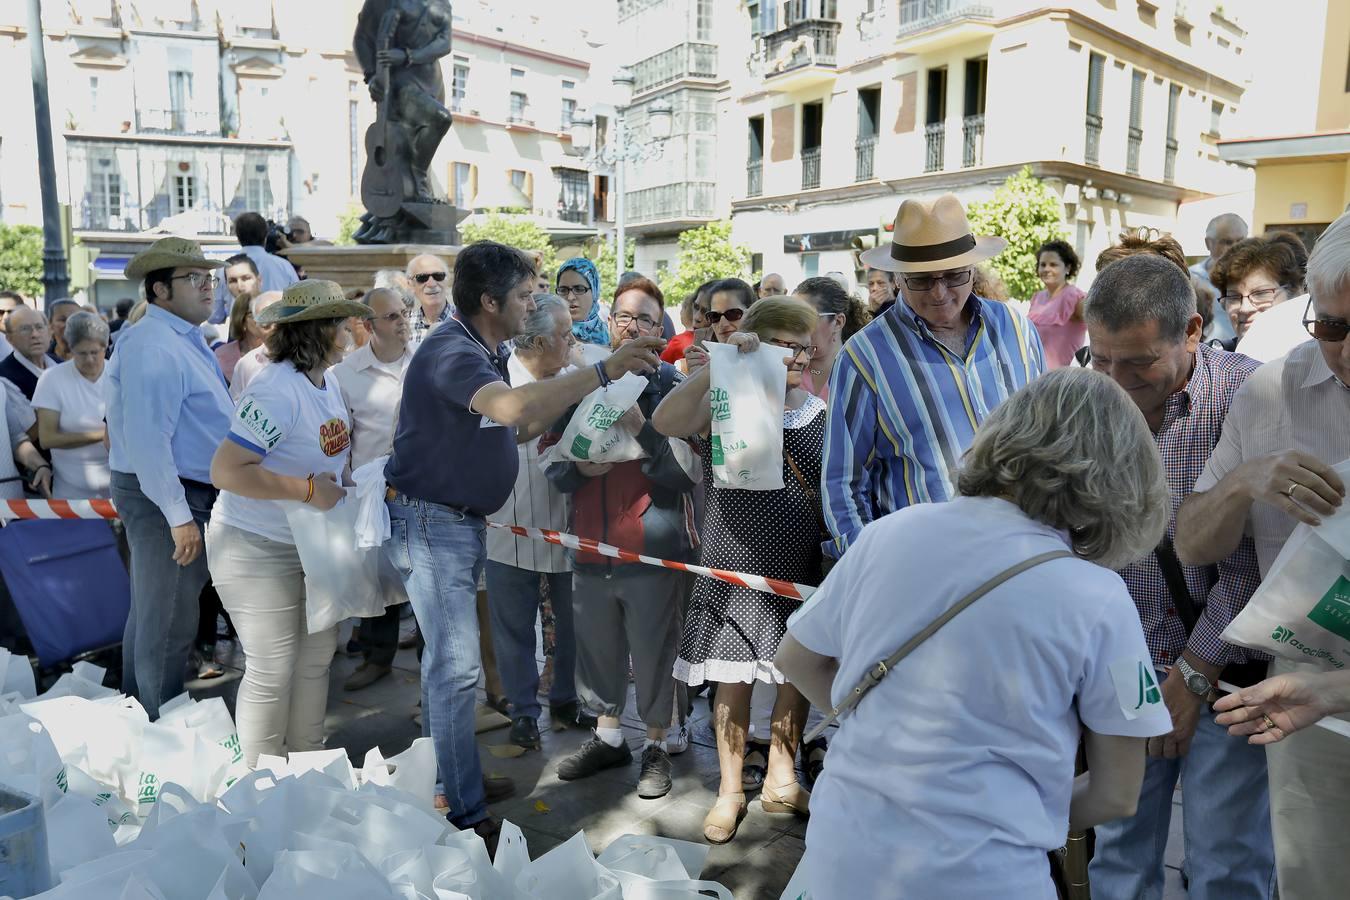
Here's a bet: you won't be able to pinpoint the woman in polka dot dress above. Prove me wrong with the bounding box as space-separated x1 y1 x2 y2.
653 296 824 845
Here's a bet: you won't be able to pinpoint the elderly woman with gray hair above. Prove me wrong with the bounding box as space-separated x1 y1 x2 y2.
33 311 111 497
484 294 587 749
776 367 1176 900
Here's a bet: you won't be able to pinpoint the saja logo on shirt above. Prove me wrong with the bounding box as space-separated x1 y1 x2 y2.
319 417 350 457
237 397 281 451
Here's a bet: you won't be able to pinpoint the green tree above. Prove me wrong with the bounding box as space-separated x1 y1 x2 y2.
0 223 43 299
965 166 1068 301
460 212 557 275
658 220 751 307
334 202 363 246
584 236 635 302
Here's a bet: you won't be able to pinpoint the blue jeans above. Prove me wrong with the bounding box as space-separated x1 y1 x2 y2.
384 494 488 828
112 471 215 720
1089 673 1276 900
484 560 576 720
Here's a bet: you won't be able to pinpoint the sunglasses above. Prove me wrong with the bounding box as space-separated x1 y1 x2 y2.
413 272 447 284
705 308 746 325
1303 297 1350 343
901 269 973 292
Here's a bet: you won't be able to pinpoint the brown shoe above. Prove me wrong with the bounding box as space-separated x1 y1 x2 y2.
483 774 515 804
472 817 502 860
343 662 391 692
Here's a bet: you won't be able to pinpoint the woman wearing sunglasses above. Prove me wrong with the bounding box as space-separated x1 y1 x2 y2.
684 278 758 372
556 257 611 365
654 296 826 845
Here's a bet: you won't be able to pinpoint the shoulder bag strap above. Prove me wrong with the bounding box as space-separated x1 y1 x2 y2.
784 449 827 535
1154 539 1201 635
804 548 1075 743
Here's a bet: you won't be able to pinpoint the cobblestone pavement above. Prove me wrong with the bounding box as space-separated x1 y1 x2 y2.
195 631 1189 899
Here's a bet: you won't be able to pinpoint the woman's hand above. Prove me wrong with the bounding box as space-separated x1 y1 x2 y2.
683 343 709 372
726 332 760 354
1214 671 1346 745
617 405 646 434
31 465 52 499
308 473 346 512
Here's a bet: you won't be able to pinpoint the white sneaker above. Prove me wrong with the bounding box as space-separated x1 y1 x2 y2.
667 720 690 755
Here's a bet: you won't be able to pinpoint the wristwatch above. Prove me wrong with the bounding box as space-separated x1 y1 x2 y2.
1176 657 1213 699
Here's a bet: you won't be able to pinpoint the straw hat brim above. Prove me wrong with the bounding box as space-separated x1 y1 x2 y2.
861 235 1007 274
124 251 225 281
255 300 373 325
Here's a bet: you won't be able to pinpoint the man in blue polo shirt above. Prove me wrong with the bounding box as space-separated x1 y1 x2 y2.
105 237 233 719
384 240 664 853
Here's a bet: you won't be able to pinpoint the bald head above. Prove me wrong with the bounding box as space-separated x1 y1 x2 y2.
759 273 787 297
251 290 283 317
1205 213 1248 264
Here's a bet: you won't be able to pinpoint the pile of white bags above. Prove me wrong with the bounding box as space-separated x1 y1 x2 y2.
0 653 732 899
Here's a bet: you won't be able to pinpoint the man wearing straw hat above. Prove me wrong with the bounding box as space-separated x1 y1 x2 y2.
105 237 234 719
823 193 1045 557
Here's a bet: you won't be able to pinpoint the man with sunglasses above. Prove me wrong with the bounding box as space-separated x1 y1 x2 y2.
105 237 233 719
824 193 1044 557
1176 211 1350 898
407 253 451 348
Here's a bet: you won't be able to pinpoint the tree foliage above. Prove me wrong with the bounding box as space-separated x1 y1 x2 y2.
334 203 363 246
460 212 557 276
0 224 43 299
584 236 635 302
965 166 1068 301
658 220 751 307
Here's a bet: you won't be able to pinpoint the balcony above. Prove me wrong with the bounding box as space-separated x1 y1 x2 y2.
961 114 984 168
632 42 718 97
1164 137 1178 184
897 1 994 51
136 107 219 136
1085 114 1103 166
801 147 822 190
755 18 840 91
747 160 763 198
1126 127 1143 176
924 123 945 173
855 137 876 181
625 181 717 227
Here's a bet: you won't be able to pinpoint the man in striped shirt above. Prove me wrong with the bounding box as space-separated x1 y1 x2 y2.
823 194 1044 556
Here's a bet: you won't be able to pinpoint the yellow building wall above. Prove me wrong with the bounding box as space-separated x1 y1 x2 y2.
1316 0 1350 132
1251 160 1350 232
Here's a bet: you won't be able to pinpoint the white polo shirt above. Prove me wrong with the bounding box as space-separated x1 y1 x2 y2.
788 495 1171 900
329 341 411 470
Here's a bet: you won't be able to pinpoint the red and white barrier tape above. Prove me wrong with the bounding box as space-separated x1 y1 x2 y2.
0 500 817 601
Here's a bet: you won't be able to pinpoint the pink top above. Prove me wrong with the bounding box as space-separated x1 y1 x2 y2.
214 340 243 383
800 365 830 401
1027 284 1087 369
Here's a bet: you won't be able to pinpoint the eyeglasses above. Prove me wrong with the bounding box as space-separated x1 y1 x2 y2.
171 272 218 289
767 338 817 359
705 308 746 325
613 312 660 330
413 272 447 284
10 323 47 336
901 269 973 292
557 284 592 298
1221 285 1287 311
376 310 412 323
1303 297 1350 343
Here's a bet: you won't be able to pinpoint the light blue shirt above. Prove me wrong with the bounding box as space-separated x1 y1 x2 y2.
105 304 234 525
209 244 299 324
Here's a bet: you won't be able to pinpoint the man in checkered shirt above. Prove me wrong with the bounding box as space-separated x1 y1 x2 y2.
407 253 451 348
1081 254 1274 899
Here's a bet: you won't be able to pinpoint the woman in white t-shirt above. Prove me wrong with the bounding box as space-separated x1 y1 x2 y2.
206 280 369 766
32 312 110 498
777 368 1176 900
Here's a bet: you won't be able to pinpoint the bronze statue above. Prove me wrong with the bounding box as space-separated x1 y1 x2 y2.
352 0 460 244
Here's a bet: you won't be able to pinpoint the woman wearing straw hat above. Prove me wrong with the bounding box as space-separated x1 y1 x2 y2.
206 279 369 766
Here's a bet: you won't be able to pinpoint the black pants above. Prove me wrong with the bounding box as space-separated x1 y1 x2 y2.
362 604 400 668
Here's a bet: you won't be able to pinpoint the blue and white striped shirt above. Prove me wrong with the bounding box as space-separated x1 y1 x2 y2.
822 296 1045 556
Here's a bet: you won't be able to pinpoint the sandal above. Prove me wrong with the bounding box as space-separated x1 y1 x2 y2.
760 780 810 816
741 740 769 792
703 792 747 844
801 735 828 790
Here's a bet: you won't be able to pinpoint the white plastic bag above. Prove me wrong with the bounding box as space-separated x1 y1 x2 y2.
516 832 622 900
352 455 392 550
286 498 387 635
0 647 36 699
546 373 648 464
706 342 790 490
157 697 247 790
1223 523 1350 669
257 849 397 900
0 713 68 806
360 737 435 804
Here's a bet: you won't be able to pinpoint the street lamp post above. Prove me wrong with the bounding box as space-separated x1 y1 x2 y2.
570 68 673 286
27 0 69 304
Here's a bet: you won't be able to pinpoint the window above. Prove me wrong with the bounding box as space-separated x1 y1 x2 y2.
168 70 193 130
748 115 765 161
1163 82 1180 183
802 101 823 150
963 58 986 117
349 97 359 194
926 66 947 124
1209 100 1223 136
173 173 196 214
89 164 121 228
510 92 527 122
556 168 588 223
1127 69 1145 175
857 87 881 139
748 1 761 36
802 252 819 277
451 162 472 208
452 63 468 112
562 79 575 92
89 76 99 114
695 0 713 40
1086 53 1105 118
511 68 525 81
561 98 576 130
245 163 273 213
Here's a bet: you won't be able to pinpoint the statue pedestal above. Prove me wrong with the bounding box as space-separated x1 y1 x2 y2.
282 243 460 295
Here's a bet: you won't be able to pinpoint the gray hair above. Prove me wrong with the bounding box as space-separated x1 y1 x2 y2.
957 367 1168 570
1308 211 1350 309
365 284 413 310
373 268 409 291
1085 253 1196 342
64 310 110 349
1205 212 1248 239
512 294 569 352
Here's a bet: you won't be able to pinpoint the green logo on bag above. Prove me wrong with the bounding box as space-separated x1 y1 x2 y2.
137 772 159 806
585 401 623 431
1307 576 1350 641
571 434 593 459
710 435 724 466
1135 662 1161 710
709 388 731 422
220 733 243 764
1272 626 1295 643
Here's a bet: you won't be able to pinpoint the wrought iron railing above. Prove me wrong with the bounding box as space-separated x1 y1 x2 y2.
1085 114 1103 166
1126 127 1143 176
761 19 840 77
801 147 822 190
747 161 763 198
624 181 717 225
924 123 945 173
136 107 217 136
898 0 994 37
1164 137 1178 184
855 137 876 181
962 114 984 168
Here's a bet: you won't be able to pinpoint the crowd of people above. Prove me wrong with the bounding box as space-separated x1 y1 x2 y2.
0 194 1347 899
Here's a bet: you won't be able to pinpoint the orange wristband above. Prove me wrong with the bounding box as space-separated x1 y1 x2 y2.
304 474 315 504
